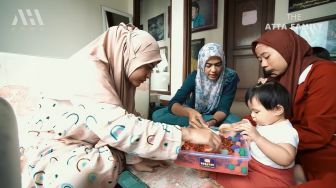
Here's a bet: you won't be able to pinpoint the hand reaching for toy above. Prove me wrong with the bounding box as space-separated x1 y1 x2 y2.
187 108 207 128
233 119 262 142
182 127 221 153
218 120 248 133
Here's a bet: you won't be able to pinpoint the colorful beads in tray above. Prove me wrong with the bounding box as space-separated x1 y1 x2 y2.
181 131 248 158
220 131 248 157
176 130 250 175
181 142 213 153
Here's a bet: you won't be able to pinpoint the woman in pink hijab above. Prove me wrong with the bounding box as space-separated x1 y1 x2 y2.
20 23 221 188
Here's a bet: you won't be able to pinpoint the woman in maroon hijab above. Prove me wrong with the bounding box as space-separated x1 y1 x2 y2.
251 29 336 187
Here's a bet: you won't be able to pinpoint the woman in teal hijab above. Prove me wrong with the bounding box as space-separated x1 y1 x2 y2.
152 43 240 128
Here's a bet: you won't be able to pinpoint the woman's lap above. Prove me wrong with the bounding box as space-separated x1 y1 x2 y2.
152 107 241 127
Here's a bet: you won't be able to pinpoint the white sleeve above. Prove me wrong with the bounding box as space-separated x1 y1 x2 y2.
274 126 299 148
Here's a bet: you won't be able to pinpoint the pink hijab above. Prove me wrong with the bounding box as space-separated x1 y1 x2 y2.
67 23 161 113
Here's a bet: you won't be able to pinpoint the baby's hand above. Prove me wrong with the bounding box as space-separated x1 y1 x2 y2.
218 123 234 133
234 119 261 142
218 119 250 133
188 109 207 128
230 119 250 131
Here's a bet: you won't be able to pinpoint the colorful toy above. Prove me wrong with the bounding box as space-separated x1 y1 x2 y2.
175 131 250 176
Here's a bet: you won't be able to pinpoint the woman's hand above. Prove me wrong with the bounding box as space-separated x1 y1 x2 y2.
234 119 261 142
131 159 168 172
181 127 221 153
186 108 207 128
207 119 217 127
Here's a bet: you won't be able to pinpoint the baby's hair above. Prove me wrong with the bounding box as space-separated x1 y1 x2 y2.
245 81 291 117
312 46 331 60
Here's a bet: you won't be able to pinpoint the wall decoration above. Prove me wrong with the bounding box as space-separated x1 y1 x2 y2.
191 0 218 32
189 38 205 73
289 0 336 13
148 13 165 41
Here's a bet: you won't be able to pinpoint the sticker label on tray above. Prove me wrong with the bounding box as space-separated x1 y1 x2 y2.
199 158 216 168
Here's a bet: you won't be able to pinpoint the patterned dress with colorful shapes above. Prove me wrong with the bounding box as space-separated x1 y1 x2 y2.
21 97 182 188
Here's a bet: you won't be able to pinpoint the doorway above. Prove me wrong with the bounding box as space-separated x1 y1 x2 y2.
225 0 275 102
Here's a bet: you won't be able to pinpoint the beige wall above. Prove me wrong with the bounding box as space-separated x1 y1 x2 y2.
0 0 154 118
0 0 131 58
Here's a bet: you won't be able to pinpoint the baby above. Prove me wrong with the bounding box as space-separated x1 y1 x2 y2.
209 81 299 187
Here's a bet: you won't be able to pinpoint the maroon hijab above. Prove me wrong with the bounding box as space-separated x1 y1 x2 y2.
251 29 320 101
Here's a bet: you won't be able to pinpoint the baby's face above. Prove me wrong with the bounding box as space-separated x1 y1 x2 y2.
247 97 282 126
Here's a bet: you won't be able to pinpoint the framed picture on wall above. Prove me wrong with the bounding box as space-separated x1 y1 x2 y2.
150 46 171 94
289 15 336 60
288 0 336 12
189 38 205 73
191 0 218 33
101 6 132 31
148 13 165 41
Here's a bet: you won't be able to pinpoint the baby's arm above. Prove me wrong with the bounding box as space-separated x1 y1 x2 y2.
236 120 296 167
253 135 296 166
218 119 249 133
